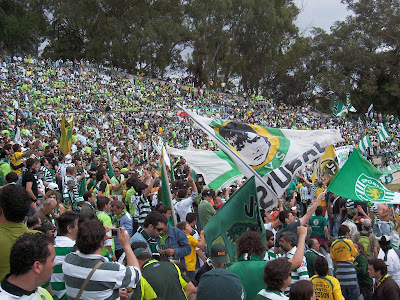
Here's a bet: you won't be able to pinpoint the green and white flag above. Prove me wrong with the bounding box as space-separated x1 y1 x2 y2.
336 101 348 117
358 135 371 153
204 176 265 263
335 145 354 169
166 146 244 190
328 150 400 203
378 124 390 143
180 105 343 210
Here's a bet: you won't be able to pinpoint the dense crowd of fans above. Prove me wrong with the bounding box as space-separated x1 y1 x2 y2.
1 55 400 300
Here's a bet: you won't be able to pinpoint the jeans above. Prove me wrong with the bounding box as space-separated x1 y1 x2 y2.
341 285 360 300
333 213 341 237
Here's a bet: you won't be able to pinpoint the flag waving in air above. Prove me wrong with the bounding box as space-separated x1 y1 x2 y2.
328 150 400 204
358 135 371 153
180 105 343 210
60 116 74 155
378 124 390 143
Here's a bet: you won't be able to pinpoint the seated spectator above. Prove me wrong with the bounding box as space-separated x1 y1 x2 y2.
63 218 141 300
0 233 54 299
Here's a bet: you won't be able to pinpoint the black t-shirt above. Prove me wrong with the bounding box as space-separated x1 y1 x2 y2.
22 170 38 199
195 263 212 283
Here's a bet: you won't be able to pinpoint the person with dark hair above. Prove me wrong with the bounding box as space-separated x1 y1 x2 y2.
255 258 292 299
110 166 127 201
278 231 309 292
0 184 34 281
342 209 358 240
353 241 373 300
96 196 115 260
198 189 216 229
63 218 141 300
111 200 133 259
22 157 41 215
124 177 137 219
310 256 344 300
330 224 360 300
4 171 18 184
130 211 168 259
157 204 172 226
174 172 198 223
131 171 155 228
10 140 40 177
368 258 400 300
308 205 329 250
289 280 316 300
230 227 308 300
275 192 325 249
132 247 196 300
377 235 400 286
186 212 207 266
50 211 80 299
93 168 110 198
81 190 96 217
0 233 54 299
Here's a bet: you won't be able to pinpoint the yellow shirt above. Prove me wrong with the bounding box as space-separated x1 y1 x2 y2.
310 275 345 300
184 234 198 271
330 237 358 262
10 152 23 176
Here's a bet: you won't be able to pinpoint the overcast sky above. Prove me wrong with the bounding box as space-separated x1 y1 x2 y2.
294 0 352 34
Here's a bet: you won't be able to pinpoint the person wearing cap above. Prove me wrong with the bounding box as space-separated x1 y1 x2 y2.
195 243 228 283
354 218 379 259
368 258 400 300
255 258 293 300
377 235 400 287
342 209 358 241
198 189 216 229
132 247 196 300
196 268 246 300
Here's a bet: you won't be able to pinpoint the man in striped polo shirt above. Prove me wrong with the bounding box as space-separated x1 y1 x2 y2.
50 211 80 300
278 231 309 294
63 218 141 300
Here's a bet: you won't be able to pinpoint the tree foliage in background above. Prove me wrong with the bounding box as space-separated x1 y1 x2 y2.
1 0 400 114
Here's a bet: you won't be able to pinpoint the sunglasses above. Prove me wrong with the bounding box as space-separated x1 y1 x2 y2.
154 226 164 232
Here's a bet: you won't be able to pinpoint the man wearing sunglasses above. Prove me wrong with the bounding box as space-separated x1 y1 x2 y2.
130 211 167 260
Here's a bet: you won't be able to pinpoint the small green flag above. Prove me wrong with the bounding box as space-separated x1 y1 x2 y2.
204 176 265 264
106 143 115 178
161 151 177 226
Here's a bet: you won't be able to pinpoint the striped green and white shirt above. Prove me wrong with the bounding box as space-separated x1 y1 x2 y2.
63 251 141 300
50 236 75 300
278 246 309 292
255 289 288 300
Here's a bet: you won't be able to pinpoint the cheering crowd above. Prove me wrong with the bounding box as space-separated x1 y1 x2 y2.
1 55 400 300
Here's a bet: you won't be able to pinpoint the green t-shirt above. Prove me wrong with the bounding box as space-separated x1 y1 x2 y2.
97 212 115 256
0 223 36 281
0 159 12 186
308 215 328 237
125 188 136 217
110 175 125 196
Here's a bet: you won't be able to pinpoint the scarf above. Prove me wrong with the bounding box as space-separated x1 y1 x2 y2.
113 208 127 227
138 227 160 258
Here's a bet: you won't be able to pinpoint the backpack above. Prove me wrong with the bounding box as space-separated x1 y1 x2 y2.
359 232 371 256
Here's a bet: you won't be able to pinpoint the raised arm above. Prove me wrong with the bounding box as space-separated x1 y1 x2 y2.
299 191 325 226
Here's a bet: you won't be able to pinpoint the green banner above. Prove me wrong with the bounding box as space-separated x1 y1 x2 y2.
204 176 265 264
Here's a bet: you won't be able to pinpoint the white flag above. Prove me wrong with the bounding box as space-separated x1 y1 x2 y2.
179 105 344 210
378 124 390 143
166 146 244 190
